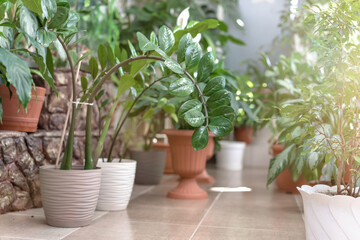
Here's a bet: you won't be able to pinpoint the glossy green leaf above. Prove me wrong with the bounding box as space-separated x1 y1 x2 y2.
209 106 235 122
22 0 42 16
308 152 321 170
107 45 115 66
169 77 194 97
178 99 202 118
0 48 32 109
150 31 158 45
95 89 104 101
64 10 79 27
197 52 214 82
36 29 57 47
192 126 209 151
159 25 175 53
203 76 226 96
177 33 192 62
98 44 107 70
89 57 98 79
267 145 294 186
143 107 155 119
185 43 201 69
184 109 205 127
128 40 137 57
81 76 87 92
208 116 233 137
41 0 56 19
20 6 38 39
163 104 175 114
136 32 156 51
207 90 231 109
164 58 183 74
117 74 135 97
48 5 69 29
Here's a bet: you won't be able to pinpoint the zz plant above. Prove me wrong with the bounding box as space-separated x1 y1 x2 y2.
59 20 234 170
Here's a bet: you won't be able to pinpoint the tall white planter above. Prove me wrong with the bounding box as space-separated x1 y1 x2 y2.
216 141 245 171
298 184 360 240
96 159 136 211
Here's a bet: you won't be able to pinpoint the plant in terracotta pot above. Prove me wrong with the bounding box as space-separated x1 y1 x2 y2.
0 0 69 131
274 1 360 238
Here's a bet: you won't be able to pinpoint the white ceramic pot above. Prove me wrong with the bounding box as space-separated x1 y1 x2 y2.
298 184 360 240
96 159 136 211
215 141 245 171
40 166 101 227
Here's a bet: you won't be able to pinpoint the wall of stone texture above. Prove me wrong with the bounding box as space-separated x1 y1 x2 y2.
0 69 122 214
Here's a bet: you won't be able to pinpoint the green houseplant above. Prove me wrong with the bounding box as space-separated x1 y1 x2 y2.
270 1 360 238
0 0 68 131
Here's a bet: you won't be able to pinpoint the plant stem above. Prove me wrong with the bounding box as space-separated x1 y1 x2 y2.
84 104 93 170
57 36 77 170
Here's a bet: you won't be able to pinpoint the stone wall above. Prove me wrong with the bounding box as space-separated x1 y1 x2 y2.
0 69 122 214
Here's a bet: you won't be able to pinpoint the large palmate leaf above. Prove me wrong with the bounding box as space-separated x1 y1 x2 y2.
267 145 294 186
159 26 175 53
208 116 233 137
197 52 214 82
192 126 209 151
0 48 32 109
169 77 194 97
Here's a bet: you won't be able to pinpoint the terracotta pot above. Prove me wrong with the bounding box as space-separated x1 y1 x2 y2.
130 149 166 185
0 84 46 132
272 144 307 194
39 165 101 227
234 126 253 144
196 136 215 183
163 129 208 200
152 142 175 174
96 159 136 211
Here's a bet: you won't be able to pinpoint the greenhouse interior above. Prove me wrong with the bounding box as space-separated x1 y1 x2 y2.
0 0 359 239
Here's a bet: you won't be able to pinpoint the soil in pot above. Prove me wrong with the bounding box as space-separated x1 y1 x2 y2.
130 149 166 185
0 85 46 132
163 129 208 200
234 126 253 144
40 165 101 227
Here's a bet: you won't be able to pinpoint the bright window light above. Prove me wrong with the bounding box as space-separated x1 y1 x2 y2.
210 186 252 192
236 19 245 27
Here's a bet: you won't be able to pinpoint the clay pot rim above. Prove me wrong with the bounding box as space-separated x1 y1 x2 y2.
162 129 215 137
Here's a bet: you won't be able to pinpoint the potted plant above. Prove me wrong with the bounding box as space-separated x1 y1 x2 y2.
0 0 61 132
273 1 360 237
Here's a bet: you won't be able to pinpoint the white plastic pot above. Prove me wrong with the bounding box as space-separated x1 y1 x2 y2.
298 184 360 240
216 141 246 171
96 159 136 211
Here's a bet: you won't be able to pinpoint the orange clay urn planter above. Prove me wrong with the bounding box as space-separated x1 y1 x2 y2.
163 129 209 200
196 135 215 183
272 143 307 194
0 85 46 132
234 126 253 144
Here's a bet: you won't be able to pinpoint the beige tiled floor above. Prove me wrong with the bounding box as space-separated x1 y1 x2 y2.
0 166 305 240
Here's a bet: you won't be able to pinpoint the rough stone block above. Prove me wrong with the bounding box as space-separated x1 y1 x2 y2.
11 188 33 211
17 152 37 178
15 137 27 154
49 114 66 130
1 138 16 164
43 137 61 163
28 176 42 208
0 181 15 214
25 136 45 165
48 87 68 113
8 163 29 191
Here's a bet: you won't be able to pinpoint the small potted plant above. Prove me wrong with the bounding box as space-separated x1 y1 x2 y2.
0 0 62 132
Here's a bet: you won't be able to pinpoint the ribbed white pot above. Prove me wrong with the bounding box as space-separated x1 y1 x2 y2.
39 166 101 228
298 184 360 240
216 141 246 171
96 159 136 211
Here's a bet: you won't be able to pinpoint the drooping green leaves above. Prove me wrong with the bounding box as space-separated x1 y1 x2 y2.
20 6 38 39
48 2 69 29
197 52 214 82
22 0 42 16
159 25 175 53
208 116 233 137
207 90 232 109
41 0 57 19
267 145 294 186
0 48 32 109
185 43 201 69
192 126 209 151
36 29 57 47
203 76 226 96
178 99 202 118
169 77 194 97
184 109 205 127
